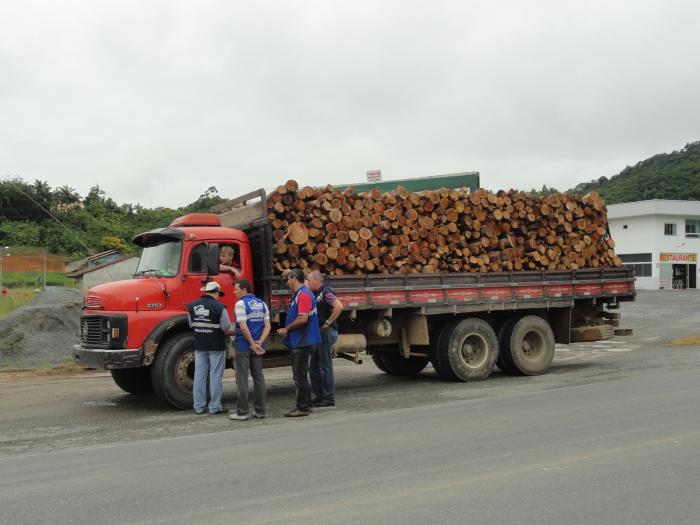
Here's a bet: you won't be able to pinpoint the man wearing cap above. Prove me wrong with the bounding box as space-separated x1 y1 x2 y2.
188 281 231 415
276 268 321 417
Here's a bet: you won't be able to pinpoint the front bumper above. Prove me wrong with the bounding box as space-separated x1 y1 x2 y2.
73 345 143 370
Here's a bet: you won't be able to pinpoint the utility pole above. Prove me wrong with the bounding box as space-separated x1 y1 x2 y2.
0 247 10 292
43 248 48 290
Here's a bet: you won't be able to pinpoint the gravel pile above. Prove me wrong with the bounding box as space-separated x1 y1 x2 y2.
0 287 83 368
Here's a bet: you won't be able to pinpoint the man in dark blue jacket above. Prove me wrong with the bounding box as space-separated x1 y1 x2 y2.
187 281 231 415
276 268 321 417
307 270 343 407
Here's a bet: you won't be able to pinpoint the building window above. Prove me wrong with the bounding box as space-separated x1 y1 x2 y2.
619 253 652 278
686 219 700 238
664 223 676 236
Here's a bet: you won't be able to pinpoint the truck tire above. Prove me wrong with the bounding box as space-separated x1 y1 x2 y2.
371 353 390 373
500 315 555 376
375 352 430 376
110 368 153 395
429 321 453 377
570 324 614 342
151 333 197 409
435 318 498 381
496 317 520 375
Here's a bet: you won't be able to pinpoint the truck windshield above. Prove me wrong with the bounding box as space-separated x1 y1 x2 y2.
135 240 182 277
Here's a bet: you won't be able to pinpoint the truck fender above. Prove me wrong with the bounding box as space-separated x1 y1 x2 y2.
142 314 190 366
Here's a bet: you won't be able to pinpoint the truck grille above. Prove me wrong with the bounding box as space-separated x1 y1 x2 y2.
79 314 128 349
81 316 109 346
84 295 104 309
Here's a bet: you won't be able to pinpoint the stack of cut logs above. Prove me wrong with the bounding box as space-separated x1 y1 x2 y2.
267 179 622 275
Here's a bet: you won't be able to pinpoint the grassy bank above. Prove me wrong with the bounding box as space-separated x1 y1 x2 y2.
1 272 74 289
0 288 37 319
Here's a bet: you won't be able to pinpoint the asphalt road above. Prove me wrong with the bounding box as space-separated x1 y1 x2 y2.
1 290 700 524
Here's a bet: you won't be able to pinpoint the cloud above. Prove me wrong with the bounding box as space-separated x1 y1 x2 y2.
1 0 699 207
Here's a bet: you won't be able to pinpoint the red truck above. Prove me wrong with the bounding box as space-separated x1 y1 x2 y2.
74 189 635 409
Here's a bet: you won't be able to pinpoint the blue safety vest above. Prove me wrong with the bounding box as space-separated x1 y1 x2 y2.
284 285 322 349
234 294 268 352
188 295 226 351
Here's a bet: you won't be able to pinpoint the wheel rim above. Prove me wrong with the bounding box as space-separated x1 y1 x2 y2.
459 333 489 369
520 330 545 360
174 350 195 393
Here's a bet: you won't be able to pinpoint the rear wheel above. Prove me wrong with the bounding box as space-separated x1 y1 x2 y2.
435 318 498 381
110 367 153 395
496 317 520 375
151 333 197 409
429 321 453 377
374 352 429 376
501 315 555 375
371 353 389 373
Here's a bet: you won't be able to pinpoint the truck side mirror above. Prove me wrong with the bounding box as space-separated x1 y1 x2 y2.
206 243 220 275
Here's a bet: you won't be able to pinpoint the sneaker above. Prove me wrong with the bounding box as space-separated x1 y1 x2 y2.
209 408 229 415
194 409 206 415
252 412 266 419
229 413 250 421
311 397 323 405
284 409 310 417
312 400 336 408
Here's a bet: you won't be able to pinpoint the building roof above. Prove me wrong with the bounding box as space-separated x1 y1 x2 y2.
607 199 700 219
66 255 137 278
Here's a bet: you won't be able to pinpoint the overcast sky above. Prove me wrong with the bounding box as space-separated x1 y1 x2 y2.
1 0 699 209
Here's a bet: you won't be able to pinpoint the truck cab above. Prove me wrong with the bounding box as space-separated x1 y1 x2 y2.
74 213 253 408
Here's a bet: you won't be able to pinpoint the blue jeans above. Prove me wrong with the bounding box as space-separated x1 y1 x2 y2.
310 326 337 403
193 350 226 413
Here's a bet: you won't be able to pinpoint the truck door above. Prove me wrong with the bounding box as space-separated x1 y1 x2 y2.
183 242 236 314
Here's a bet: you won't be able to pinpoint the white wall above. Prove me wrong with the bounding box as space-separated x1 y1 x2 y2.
78 257 139 294
608 213 700 289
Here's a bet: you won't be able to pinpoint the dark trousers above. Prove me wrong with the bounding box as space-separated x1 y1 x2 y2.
234 349 266 416
291 345 313 412
310 327 337 403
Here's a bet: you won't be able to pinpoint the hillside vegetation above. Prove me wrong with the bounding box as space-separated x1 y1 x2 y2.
570 141 700 204
0 180 225 257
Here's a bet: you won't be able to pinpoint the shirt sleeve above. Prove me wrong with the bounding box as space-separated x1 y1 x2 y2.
187 312 193 328
234 299 247 322
323 289 337 304
296 291 312 314
219 308 231 332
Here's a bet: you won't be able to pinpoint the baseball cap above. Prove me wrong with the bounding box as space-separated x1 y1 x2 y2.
201 281 225 296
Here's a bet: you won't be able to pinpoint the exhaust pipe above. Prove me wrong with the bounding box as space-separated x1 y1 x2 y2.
332 334 366 365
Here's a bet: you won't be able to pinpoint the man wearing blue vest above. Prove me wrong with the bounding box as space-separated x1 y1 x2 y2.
230 279 270 421
276 268 322 417
188 281 231 415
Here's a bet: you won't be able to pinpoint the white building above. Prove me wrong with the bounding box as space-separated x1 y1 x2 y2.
607 200 700 290
66 256 139 294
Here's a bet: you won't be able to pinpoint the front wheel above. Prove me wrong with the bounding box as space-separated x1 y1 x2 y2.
151 333 196 409
111 367 153 395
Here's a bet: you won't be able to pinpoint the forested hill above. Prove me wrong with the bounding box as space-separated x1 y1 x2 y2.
571 141 700 204
0 179 225 257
